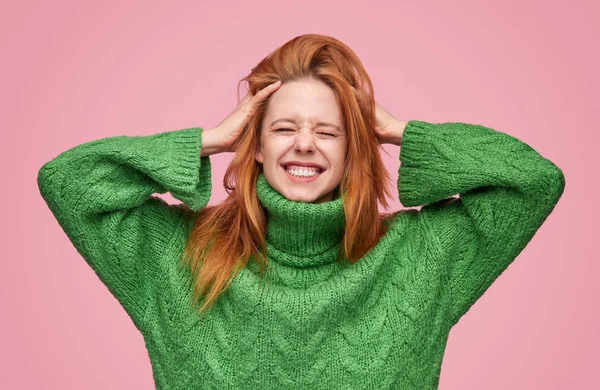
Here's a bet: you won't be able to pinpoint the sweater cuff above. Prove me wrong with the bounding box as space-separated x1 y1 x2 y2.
165 127 212 211
398 120 450 207
398 120 437 207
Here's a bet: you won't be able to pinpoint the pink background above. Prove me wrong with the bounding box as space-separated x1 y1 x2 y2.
2 0 597 388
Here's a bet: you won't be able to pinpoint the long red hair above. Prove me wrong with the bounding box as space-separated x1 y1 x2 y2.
180 34 395 316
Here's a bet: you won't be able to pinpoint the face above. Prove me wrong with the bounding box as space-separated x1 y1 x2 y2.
256 77 348 203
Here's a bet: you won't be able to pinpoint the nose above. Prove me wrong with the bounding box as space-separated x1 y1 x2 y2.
294 130 316 154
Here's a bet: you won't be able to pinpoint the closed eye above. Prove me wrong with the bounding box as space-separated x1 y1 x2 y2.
274 128 337 137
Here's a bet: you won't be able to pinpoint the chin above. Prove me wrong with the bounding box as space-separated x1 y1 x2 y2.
282 189 323 204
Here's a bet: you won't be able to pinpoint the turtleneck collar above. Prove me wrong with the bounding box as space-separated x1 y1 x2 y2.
255 173 346 268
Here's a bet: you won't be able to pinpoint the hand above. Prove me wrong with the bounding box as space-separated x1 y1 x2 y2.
351 86 405 145
373 102 406 146
211 80 282 153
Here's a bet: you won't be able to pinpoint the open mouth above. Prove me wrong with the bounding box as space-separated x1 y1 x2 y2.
282 164 325 179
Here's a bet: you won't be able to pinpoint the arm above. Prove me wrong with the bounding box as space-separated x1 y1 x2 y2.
37 127 213 331
397 120 565 325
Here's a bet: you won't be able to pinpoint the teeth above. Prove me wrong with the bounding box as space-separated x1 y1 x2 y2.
285 167 321 178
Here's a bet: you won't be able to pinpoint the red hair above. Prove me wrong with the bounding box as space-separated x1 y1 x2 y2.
180 34 395 316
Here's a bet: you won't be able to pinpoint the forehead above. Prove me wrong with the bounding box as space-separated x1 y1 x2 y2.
265 79 342 124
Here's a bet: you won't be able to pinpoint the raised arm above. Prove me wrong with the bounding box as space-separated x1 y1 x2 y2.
37 127 213 331
36 80 283 332
397 120 565 326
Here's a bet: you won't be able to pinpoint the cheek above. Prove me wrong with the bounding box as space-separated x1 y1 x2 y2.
264 138 294 160
323 142 347 166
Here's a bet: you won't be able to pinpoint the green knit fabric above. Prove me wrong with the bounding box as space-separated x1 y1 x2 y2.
37 121 565 389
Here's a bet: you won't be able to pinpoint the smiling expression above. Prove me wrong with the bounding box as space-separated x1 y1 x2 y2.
255 77 348 203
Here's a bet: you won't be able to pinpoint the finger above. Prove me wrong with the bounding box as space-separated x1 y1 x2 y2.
241 81 281 114
252 80 282 101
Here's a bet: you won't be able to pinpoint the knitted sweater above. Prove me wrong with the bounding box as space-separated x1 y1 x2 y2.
37 120 565 389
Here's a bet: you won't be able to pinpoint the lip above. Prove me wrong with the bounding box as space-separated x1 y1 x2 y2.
281 161 326 170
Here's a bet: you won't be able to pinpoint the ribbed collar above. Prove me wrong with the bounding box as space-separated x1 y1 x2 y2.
255 173 345 267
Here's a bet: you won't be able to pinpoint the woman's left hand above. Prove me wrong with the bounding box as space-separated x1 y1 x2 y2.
352 86 406 145
373 101 406 146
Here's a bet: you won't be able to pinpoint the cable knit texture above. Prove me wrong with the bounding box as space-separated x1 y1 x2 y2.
37 121 565 389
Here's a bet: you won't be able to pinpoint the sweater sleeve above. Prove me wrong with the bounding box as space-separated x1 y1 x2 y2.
398 120 565 326
36 127 212 332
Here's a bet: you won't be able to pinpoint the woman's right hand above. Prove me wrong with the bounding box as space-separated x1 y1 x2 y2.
202 80 282 156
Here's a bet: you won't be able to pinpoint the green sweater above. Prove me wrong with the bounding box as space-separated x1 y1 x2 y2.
37 120 565 389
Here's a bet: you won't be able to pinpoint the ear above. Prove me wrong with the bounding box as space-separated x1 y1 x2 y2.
255 148 264 164
255 125 265 163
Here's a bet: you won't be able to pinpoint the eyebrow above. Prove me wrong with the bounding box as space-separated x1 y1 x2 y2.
271 118 342 131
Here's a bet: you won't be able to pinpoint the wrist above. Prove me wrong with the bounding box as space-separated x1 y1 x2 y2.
200 128 225 157
387 120 406 146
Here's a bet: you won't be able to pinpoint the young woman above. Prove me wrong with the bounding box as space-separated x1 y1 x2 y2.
37 34 565 389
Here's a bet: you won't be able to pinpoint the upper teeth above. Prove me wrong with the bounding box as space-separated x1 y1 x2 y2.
285 165 321 177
